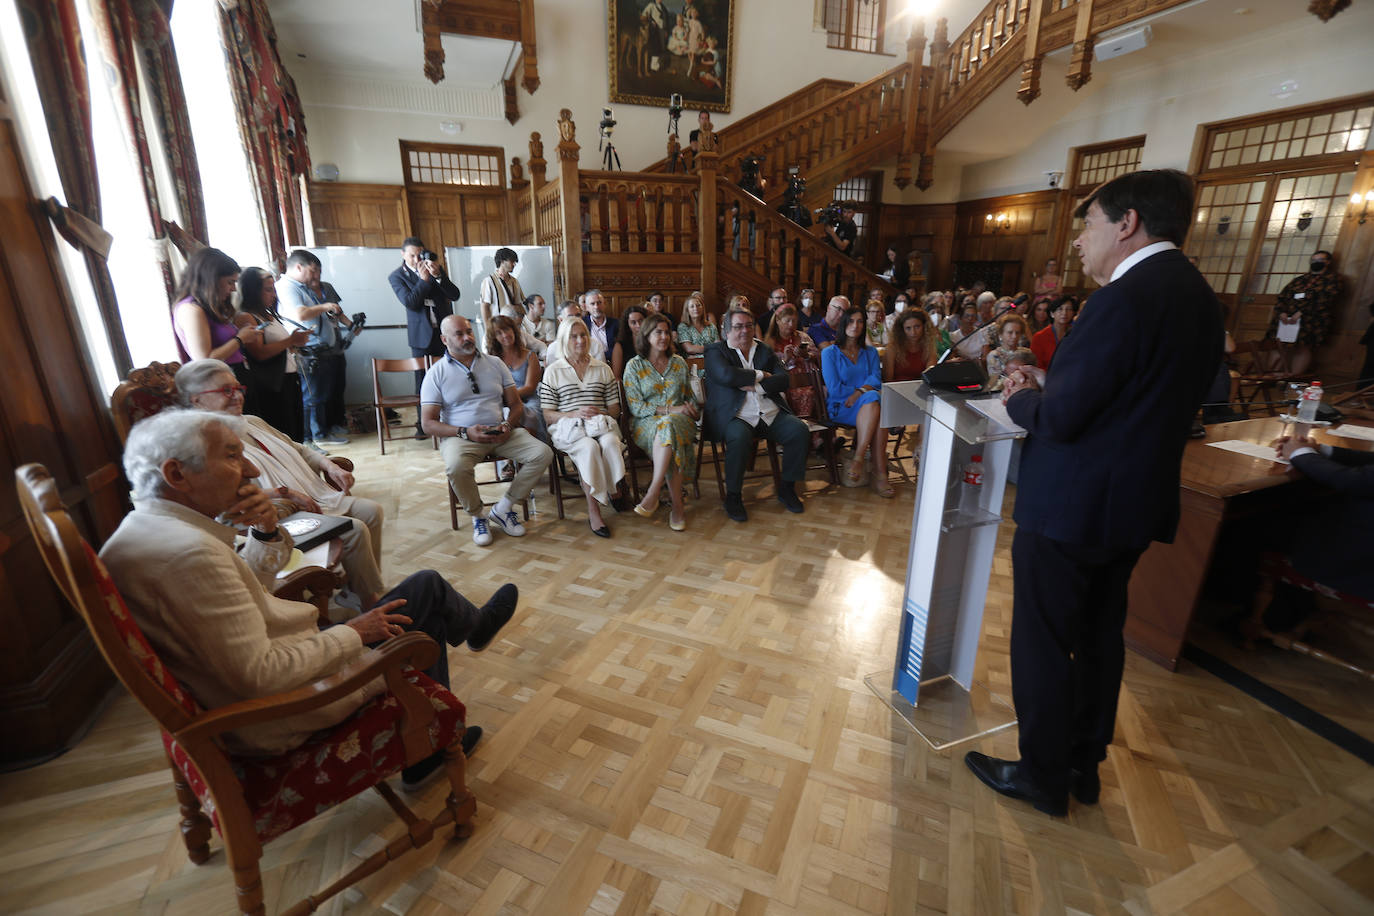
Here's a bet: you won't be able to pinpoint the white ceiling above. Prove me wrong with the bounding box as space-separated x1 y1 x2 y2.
269 0 518 86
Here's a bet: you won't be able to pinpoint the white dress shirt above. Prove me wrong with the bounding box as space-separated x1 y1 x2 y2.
729 340 781 426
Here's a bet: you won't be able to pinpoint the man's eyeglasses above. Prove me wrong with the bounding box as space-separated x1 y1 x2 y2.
200 384 246 399
730 321 754 331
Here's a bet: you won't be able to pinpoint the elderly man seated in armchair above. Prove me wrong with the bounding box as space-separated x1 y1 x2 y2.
177 358 387 609
99 408 518 788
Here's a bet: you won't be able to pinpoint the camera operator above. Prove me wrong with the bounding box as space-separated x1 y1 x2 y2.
389 237 460 438
821 201 859 258
277 249 350 451
778 170 812 228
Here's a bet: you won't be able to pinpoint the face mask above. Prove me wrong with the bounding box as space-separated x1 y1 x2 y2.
801 297 812 308
1310 260 1328 272
895 301 907 313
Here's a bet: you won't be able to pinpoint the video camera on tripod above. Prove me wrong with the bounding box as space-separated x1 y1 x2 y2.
778 166 812 227
598 107 621 170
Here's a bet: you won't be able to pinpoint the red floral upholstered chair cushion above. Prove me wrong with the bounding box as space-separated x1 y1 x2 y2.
164 674 466 842
85 543 198 716
85 539 468 844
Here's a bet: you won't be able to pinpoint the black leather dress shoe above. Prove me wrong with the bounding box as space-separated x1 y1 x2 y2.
1070 767 1100 805
467 584 518 652
964 751 1067 817
777 482 804 514
723 492 747 523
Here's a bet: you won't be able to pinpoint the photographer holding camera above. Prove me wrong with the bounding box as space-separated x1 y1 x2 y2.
821 201 859 258
277 250 351 451
389 236 461 438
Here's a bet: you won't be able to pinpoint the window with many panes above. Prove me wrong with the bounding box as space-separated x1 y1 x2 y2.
1059 137 1146 289
1201 102 1372 173
833 173 877 256
401 142 504 188
824 0 885 53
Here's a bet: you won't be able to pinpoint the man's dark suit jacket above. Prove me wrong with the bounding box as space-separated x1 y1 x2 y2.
387 263 460 350
1007 248 1223 551
1289 447 1374 599
583 315 619 356
703 340 794 441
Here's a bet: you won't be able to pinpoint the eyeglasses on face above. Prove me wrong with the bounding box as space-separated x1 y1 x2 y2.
730 320 754 331
199 384 247 399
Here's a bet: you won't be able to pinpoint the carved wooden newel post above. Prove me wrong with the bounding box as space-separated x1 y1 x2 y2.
697 119 719 303
555 109 584 300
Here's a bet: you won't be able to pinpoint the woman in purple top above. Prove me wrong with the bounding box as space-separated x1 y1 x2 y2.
171 247 263 409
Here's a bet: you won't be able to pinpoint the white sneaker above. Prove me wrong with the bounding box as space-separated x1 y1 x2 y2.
488 509 526 537
471 516 493 546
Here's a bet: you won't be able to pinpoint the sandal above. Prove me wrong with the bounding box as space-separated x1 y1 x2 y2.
871 475 895 498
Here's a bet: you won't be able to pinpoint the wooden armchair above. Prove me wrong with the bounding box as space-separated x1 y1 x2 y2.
16 464 477 916
110 360 350 619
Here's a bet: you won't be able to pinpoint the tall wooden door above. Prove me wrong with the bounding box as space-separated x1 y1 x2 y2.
0 82 128 763
400 141 509 270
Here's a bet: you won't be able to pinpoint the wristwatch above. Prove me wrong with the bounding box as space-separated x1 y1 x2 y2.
456 426 468 440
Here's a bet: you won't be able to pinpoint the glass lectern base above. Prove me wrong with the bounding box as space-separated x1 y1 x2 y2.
863 673 1017 751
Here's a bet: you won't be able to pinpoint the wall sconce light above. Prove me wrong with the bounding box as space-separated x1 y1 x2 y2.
1350 189 1374 225
985 212 1010 233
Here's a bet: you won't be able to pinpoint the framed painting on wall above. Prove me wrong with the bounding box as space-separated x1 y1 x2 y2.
608 0 734 112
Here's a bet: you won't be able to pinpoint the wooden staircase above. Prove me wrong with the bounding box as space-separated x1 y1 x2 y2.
505 0 1202 311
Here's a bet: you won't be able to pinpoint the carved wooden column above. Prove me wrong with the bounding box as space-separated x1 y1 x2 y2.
697 121 719 300
1066 0 1095 91
422 0 444 83
555 110 583 299
510 158 528 191
1018 0 1045 105
919 18 950 191
895 21 928 190
527 132 545 248
518 0 539 92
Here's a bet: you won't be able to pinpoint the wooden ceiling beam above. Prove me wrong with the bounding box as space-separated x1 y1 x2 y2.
423 0 539 93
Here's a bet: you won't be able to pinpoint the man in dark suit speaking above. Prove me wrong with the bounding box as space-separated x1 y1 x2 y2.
389 237 460 438
704 305 809 522
965 170 1223 816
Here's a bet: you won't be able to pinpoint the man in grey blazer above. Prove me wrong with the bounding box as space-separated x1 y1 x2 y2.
703 306 809 522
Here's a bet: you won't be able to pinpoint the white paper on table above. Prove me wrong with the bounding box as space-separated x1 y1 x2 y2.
1329 424 1374 443
966 397 1024 432
1276 317 1301 343
1207 439 1287 464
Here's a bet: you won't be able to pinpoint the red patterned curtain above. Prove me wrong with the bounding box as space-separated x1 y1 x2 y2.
218 0 310 263
16 0 134 375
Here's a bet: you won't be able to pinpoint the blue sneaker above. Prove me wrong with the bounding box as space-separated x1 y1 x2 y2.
471 516 492 546
488 509 526 537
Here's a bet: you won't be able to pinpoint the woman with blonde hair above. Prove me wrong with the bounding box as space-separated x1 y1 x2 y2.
676 292 719 355
540 318 625 537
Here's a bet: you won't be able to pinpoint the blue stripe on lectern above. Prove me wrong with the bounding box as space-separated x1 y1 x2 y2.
903 597 929 681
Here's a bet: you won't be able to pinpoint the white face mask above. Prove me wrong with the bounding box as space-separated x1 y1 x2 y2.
895 301 907 313
801 297 812 308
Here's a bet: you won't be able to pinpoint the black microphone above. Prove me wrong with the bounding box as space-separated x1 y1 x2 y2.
932 304 1018 367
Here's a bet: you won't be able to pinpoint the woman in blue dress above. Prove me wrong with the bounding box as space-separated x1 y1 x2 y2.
821 306 892 497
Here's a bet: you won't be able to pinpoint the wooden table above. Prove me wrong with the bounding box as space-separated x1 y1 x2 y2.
1125 417 1374 669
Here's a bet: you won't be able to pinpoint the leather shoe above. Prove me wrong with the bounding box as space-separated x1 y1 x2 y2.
467 584 518 652
964 752 1067 817
590 521 611 538
413 425 429 440
723 492 747 523
1070 766 1100 805
777 482 804 514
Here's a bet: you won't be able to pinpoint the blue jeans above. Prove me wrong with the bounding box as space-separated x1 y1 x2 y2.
301 352 344 440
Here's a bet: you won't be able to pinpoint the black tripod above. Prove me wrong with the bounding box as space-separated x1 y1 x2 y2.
601 139 621 170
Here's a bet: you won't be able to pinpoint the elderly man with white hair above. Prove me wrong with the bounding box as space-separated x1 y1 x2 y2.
176 359 386 608
99 408 518 788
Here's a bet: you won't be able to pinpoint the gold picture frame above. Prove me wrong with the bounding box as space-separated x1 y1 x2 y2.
608 0 734 112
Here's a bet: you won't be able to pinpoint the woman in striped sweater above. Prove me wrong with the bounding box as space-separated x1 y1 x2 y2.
540 318 626 537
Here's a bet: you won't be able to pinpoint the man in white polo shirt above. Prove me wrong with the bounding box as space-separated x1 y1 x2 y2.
421 315 553 546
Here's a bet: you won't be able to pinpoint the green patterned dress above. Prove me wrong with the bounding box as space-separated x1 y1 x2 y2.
624 354 699 479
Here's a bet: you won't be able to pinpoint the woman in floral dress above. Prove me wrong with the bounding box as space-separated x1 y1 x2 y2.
625 313 699 531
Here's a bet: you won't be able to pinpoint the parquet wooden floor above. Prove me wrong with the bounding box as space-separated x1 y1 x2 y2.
2 430 1371 915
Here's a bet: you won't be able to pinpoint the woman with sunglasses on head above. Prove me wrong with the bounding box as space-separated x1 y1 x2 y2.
234 267 313 441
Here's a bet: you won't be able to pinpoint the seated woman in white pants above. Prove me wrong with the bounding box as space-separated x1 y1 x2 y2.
539 318 625 537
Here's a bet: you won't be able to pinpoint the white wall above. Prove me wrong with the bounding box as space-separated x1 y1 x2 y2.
301 0 914 184
958 5 1374 199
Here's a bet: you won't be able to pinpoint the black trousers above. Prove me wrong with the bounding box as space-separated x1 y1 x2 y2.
722 413 809 495
1010 528 1144 797
365 570 481 689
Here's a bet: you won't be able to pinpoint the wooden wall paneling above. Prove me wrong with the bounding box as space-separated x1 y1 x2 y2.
0 110 126 764
582 253 703 317
872 201 956 291
306 182 408 248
